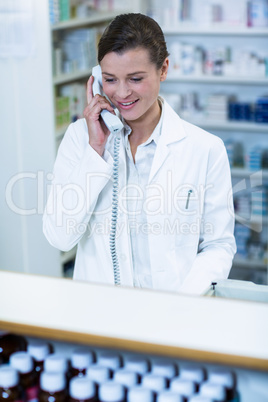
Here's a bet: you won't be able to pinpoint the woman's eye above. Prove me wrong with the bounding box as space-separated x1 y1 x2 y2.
104 78 115 83
131 77 143 82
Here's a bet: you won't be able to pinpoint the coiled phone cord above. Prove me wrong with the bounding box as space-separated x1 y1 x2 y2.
109 134 121 286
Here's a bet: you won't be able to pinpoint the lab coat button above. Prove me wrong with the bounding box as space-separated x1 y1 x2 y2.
120 254 127 261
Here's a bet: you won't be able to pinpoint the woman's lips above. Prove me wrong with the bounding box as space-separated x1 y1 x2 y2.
117 99 139 110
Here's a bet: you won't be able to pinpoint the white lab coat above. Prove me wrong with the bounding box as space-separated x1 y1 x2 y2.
43 99 236 295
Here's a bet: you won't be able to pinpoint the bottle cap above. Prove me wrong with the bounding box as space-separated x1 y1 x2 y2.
97 351 121 370
127 386 154 402
86 364 111 384
40 371 66 392
0 367 19 388
71 347 95 369
44 354 68 373
157 391 184 402
199 381 226 401
179 364 206 383
141 373 167 392
188 397 214 402
170 378 195 397
113 368 138 387
98 381 124 402
151 359 177 379
10 352 33 374
27 340 50 362
69 376 95 399
123 355 149 375
208 369 235 388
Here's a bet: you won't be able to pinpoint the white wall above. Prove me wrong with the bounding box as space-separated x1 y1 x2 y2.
0 0 61 276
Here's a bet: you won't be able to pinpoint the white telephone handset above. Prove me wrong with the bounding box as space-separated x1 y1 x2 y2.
92 65 124 134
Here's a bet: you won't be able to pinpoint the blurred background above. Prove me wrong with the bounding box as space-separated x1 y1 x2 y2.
0 0 267 285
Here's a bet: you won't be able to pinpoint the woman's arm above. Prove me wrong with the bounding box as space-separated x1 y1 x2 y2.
179 140 237 295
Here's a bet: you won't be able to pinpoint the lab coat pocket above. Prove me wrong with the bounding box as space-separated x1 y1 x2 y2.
173 185 202 247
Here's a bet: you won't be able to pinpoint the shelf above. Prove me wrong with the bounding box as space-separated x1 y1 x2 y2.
53 69 92 85
233 258 267 270
51 11 121 31
163 26 268 36
231 168 268 178
235 214 268 226
166 75 268 85
185 119 268 133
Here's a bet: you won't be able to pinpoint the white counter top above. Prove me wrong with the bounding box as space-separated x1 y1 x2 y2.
0 271 268 370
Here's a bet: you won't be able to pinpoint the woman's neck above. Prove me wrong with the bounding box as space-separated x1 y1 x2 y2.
126 99 161 162
127 99 161 146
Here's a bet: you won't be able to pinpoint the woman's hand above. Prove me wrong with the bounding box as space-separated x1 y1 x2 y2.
83 75 116 156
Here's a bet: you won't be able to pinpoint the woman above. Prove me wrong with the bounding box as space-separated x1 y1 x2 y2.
43 13 236 295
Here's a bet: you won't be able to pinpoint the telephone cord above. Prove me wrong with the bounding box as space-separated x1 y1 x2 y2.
110 134 121 286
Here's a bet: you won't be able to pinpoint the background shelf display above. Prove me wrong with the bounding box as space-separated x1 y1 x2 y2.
147 0 268 285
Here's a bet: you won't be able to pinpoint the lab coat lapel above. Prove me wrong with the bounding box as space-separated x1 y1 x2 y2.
148 100 187 184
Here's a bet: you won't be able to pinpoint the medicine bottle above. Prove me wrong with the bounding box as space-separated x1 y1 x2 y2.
97 351 122 371
70 348 95 379
199 381 226 402
0 332 27 364
69 377 96 402
0 366 23 402
207 369 239 402
169 378 196 399
86 364 112 397
141 373 168 393
113 369 138 388
44 354 70 385
27 340 53 378
157 391 184 402
39 371 67 402
127 386 154 402
151 358 177 380
98 381 125 402
9 352 39 402
179 364 206 389
123 355 149 375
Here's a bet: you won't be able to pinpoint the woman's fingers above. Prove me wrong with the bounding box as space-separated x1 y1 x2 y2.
86 75 94 104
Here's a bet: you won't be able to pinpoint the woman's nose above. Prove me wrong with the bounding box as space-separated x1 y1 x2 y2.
117 82 131 98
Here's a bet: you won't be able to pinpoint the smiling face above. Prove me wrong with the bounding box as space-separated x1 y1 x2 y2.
100 47 168 129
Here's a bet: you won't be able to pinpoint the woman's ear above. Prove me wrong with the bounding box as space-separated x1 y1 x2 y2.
160 58 169 82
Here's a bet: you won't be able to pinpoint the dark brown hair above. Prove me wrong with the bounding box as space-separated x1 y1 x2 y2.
98 13 169 70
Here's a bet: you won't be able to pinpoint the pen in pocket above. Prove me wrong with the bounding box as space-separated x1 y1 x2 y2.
185 189 192 209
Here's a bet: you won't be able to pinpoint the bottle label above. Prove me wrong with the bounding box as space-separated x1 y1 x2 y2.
26 385 39 402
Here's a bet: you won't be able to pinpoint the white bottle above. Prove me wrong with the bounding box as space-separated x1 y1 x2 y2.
151 358 177 379
70 347 95 378
208 369 238 401
141 373 167 392
169 378 196 398
123 355 149 375
98 381 125 402
69 376 96 401
179 364 206 385
157 391 184 402
44 354 68 374
113 368 139 387
97 351 122 371
39 371 67 402
86 364 111 385
199 381 226 401
127 386 154 402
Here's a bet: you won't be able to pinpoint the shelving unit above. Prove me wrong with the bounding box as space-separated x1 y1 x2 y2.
148 0 268 284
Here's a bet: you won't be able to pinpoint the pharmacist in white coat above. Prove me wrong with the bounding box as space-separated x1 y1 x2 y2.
43 13 236 295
